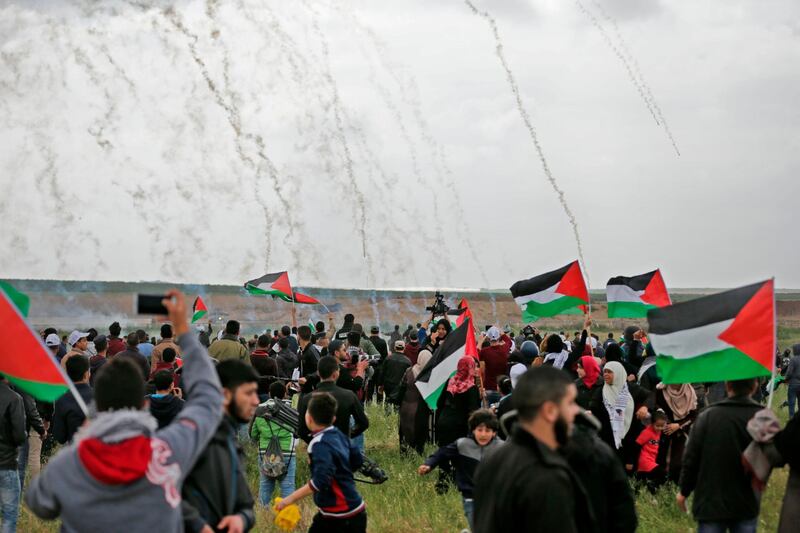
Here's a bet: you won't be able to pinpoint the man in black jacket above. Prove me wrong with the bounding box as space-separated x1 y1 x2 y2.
473 366 594 533
53 355 93 444
11 383 46 491
0 376 26 531
182 359 256 533
380 341 412 407
113 332 150 380
297 325 320 392
297 356 369 443
677 378 762 532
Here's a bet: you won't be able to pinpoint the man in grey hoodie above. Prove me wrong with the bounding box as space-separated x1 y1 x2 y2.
26 291 223 533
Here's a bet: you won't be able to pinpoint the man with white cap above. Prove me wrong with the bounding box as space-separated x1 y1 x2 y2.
44 333 62 362
61 330 91 368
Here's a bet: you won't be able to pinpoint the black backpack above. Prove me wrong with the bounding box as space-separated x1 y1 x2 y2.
258 422 287 480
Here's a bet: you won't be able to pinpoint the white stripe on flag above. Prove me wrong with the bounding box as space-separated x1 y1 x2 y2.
606 284 645 304
513 282 561 307
415 345 466 401
648 319 733 360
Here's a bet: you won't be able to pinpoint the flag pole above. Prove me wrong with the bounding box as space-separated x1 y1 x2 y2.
767 277 777 409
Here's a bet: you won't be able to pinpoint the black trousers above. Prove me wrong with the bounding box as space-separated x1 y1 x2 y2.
309 511 367 533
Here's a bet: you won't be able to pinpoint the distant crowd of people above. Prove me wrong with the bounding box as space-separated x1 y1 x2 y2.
1 291 799 533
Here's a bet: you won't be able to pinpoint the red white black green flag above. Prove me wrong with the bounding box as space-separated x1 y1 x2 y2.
510 261 589 322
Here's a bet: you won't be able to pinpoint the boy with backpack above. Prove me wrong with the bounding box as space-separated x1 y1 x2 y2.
275 392 367 532
418 409 504 530
251 381 297 504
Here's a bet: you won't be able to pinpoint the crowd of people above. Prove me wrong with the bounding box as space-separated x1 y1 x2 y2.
1 290 799 533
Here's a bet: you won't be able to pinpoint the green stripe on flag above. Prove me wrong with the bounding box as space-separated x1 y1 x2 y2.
607 301 655 318
191 310 207 324
656 348 771 384
423 376 453 411
521 295 586 322
0 282 30 317
2 374 69 402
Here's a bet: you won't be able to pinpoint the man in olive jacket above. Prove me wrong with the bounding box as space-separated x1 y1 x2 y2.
209 320 250 365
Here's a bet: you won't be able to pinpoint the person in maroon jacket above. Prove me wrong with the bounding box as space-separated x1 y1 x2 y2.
107 321 126 356
479 327 509 405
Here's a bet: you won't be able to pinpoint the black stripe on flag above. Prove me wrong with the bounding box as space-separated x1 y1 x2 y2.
244 272 285 288
510 262 573 299
416 319 470 384
647 281 767 334
607 270 657 291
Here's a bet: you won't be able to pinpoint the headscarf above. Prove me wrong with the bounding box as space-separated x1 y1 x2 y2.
658 383 698 420
602 361 634 449
446 356 477 395
412 349 432 378
520 340 539 365
579 355 600 389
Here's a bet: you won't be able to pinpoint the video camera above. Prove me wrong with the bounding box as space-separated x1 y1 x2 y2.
356 454 389 485
425 291 449 318
255 398 300 434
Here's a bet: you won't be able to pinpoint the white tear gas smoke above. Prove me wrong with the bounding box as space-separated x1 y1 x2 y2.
464 0 589 284
579 0 680 156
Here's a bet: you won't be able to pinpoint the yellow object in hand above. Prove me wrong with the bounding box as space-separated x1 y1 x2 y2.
271 497 301 531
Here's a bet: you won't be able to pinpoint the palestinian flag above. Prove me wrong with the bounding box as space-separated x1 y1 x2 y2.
446 308 468 328
648 280 774 384
0 281 30 317
191 296 208 324
0 288 73 402
447 301 477 358
607 269 671 318
415 319 471 409
245 272 293 299
510 261 589 322
276 291 321 305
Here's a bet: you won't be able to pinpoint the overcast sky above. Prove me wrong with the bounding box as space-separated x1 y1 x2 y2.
1 0 798 289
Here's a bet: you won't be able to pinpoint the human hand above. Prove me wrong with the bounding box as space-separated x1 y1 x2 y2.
299 377 307 386
162 290 189 337
583 315 592 329
676 493 688 514
664 423 680 435
625 464 633 472
200 526 214 533
217 514 244 533
418 465 431 475
356 360 369 374
636 406 649 420
634 329 644 341
627 374 636 382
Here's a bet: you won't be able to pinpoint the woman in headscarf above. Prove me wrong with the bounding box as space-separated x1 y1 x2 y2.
433 356 482 493
422 318 452 354
541 315 591 379
654 382 698 482
398 350 433 455
575 355 601 410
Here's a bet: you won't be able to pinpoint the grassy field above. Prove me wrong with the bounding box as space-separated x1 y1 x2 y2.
19 325 800 532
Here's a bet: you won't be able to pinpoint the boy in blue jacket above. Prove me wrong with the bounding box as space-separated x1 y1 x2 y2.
418 409 504 530
276 392 366 532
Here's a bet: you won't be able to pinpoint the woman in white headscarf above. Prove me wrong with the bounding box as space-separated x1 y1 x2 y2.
591 361 634 450
398 350 433 454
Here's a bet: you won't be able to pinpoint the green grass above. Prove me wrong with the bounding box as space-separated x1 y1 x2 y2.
19 388 794 532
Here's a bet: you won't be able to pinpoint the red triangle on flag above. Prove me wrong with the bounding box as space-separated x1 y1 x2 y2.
642 270 671 307
718 279 774 371
555 261 589 303
194 296 208 313
272 272 293 298
464 318 479 359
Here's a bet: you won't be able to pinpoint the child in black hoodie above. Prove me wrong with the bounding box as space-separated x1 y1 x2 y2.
147 370 185 428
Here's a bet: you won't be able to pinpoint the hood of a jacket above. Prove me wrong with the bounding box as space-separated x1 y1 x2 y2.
148 394 183 420
75 409 157 485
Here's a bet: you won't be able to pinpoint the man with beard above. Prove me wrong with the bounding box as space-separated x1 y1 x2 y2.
182 360 257 533
473 366 594 533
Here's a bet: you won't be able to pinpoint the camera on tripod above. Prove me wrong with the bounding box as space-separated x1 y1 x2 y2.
425 291 450 318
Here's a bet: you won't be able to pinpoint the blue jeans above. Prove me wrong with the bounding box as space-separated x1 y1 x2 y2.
16 440 27 493
350 416 365 453
788 384 799 418
462 496 474 531
258 455 296 505
698 518 758 533
0 470 20 533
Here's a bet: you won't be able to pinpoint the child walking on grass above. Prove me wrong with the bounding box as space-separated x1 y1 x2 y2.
418 409 504 531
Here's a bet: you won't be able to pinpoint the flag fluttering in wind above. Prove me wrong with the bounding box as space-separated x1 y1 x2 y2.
447 300 478 359
0 289 75 403
607 269 671 318
648 280 775 384
276 291 321 305
415 319 472 409
0 281 30 317
510 261 589 322
244 272 293 299
191 296 208 324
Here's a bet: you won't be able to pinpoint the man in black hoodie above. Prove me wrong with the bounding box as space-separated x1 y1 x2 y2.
677 378 762 532
53 355 94 444
148 370 185 429
182 359 256 533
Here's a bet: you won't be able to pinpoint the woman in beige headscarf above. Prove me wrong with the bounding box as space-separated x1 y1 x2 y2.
655 382 698 482
397 350 433 455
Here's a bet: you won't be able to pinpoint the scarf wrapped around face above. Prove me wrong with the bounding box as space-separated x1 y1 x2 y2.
412 350 432 378
579 355 600 389
447 356 477 395
602 361 634 449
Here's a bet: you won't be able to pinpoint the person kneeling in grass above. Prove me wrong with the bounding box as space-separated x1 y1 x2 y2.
275 392 366 532
418 409 504 531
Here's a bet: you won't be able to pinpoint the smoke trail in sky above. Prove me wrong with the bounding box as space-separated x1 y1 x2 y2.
464 0 589 283
579 0 681 156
